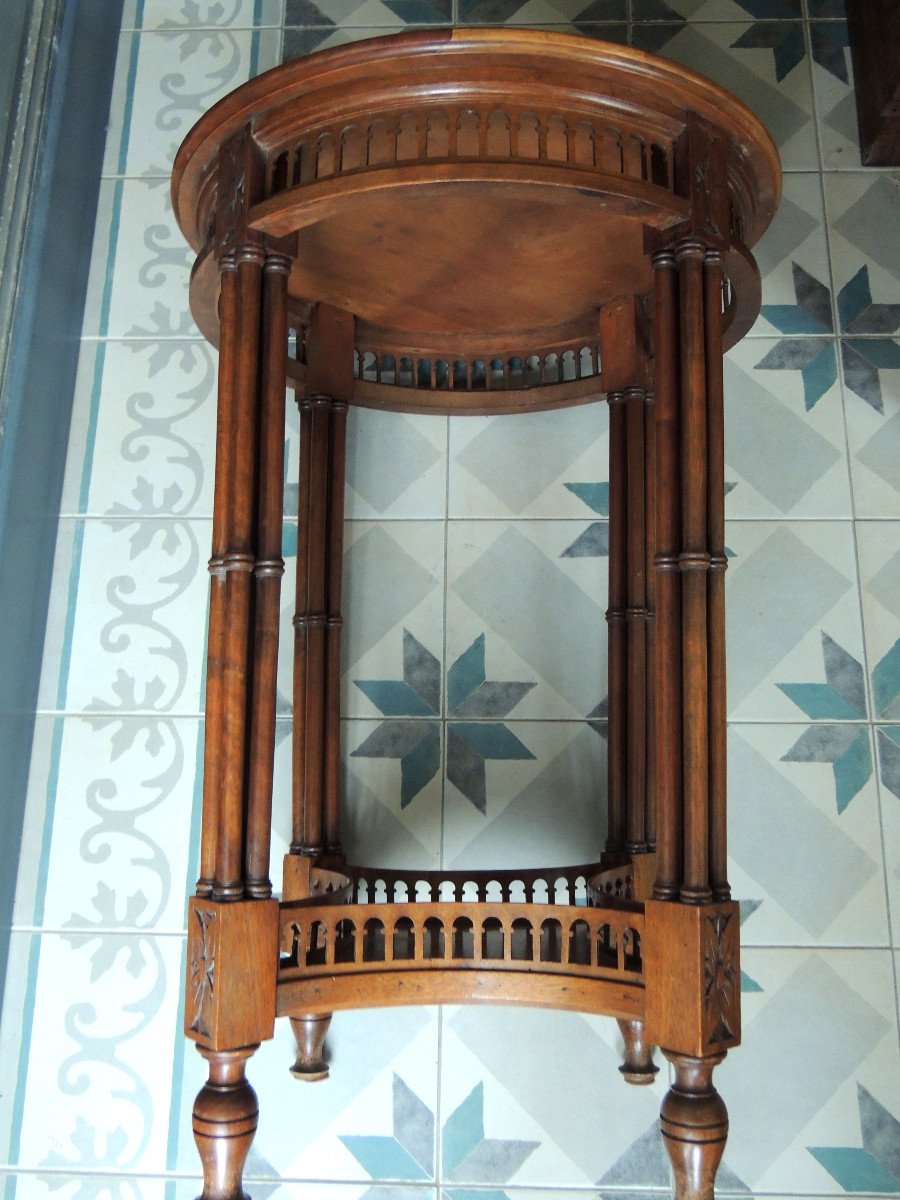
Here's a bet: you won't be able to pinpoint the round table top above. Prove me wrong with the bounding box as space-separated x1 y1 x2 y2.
172 28 781 414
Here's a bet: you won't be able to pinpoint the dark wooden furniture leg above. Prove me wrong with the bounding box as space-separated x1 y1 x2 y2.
193 1046 261 1200
185 131 286 1200
284 303 354 1079
644 119 741 1200
660 1052 729 1200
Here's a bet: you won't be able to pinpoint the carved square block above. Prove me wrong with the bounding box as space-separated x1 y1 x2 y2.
643 899 741 1058
185 896 279 1051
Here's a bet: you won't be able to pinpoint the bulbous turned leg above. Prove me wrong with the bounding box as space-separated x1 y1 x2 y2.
289 1013 331 1081
193 1045 260 1200
617 1018 659 1085
660 1051 728 1200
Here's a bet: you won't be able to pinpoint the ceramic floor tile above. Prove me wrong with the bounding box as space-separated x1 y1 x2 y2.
824 173 900 330
633 0 802 17
122 0 285 30
875 726 900 947
283 23 447 59
344 409 447 520
749 172 832 339
9 932 184 1175
810 19 861 169
724 520 865 722
446 521 607 723
440 1007 668 1189
81 180 196 341
14 715 201 935
723 337 849 518
37 517 210 718
285 0 451 27
265 1187 438 1200
443 721 605 868
844 350 900 518
808 0 846 14
457 0 624 25
278 520 445 719
342 719 444 864
719 948 900 1195
448 406 608 520
0 1177 169 1200
855 522 900 723
173 1007 441 1182
630 22 817 170
104 27 282 179
728 724 887 947
59 340 216 521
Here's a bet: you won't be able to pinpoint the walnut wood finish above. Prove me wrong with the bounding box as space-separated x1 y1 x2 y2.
617 1018 659 1085
660 1052 729 1200
193 1046 260 1200
171 28 780 1200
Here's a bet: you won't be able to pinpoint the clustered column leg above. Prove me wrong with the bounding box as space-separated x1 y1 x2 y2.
643 223 739 1200
599 298 660 1088
285 303 355 1080
601 299 656 872
187 131 288 1200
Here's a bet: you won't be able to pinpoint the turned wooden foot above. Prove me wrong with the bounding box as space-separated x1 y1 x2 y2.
660 1051 728 1200
617 1018 659 1085
289 1013 332 1081
193 1045 260 1200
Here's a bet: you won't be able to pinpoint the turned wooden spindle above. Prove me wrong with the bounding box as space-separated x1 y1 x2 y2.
324 399 348 857
291 393 313 856
676 236 713 907
625 384 649 854
196 250 239 899
606 389 627 854
290 1013 332 1081
617 1018 659 1085
660 1052 729 1200
704 249 730 903
644 389 658 853
245 251 290 899
216 243 266 901
193 1046 261 1200
651 246 682 902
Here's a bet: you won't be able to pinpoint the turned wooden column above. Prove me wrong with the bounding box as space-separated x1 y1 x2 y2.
289 304 354 870
649 115 733 909
186 128 283 1200
643 114 741 1200
601 297 654 863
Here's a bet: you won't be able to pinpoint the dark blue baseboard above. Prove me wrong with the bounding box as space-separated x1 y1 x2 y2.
0 0 124 1016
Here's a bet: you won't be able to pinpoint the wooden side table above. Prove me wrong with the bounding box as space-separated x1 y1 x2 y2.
172 29 780 1200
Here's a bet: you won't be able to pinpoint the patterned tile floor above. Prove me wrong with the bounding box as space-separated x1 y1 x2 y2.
1 1 899 1198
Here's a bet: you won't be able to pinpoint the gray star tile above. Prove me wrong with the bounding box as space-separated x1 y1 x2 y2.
726 526 851 711
729 730 878 938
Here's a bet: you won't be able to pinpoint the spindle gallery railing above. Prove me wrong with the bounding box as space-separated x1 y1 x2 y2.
278 901 644 984
316 858 635 906
352 341 600 393
276 859 642 993
265 106 677 200
285 321 604 397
